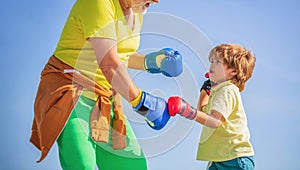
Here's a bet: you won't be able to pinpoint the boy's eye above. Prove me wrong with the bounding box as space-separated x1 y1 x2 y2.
209 58 222 64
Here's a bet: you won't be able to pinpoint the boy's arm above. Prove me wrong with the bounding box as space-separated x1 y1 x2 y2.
198 72 213 111
197 89 209 111
194 109 225 128
168 96 225 128
196 88 225 128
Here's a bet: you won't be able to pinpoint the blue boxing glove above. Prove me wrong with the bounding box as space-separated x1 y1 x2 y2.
145 48 183 77
133 91 170 130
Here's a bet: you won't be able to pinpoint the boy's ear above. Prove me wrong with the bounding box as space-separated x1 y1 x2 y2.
230 69 238 76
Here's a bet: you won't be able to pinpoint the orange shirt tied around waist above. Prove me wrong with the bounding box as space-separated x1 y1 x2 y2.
30 55 126 163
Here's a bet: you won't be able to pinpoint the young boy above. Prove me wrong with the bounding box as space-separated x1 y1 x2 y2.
168 44 256 169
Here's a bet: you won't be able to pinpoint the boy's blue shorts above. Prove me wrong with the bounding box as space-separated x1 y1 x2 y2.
207 156 255 170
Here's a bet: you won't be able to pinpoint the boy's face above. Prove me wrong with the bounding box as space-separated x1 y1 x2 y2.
208 52 236 84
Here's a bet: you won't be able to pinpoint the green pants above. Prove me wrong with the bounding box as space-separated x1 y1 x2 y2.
57 95 147 170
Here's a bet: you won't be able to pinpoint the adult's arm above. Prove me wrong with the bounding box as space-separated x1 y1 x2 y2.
90 37 139 102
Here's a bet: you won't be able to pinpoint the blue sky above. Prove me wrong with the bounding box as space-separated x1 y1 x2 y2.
1 0 300 169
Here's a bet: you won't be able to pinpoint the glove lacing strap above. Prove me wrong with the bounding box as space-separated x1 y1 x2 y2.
179 99 197 120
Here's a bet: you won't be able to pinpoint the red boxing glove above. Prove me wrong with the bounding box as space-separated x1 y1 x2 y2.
201 72 212 95
205 72 210 78
168 96 197 120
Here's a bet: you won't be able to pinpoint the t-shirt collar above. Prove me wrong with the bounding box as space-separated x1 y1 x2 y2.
211 80 234 93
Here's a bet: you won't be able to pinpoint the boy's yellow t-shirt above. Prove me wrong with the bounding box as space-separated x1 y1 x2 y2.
53 0 142 99
197 81 254 162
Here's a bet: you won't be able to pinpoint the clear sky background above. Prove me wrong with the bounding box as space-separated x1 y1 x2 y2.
1 0 300 170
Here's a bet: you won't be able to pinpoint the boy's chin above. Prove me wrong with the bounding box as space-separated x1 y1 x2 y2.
132 7 148 14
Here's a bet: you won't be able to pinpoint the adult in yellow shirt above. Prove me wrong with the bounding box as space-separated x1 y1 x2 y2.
168 44 255 170
30 0 183 169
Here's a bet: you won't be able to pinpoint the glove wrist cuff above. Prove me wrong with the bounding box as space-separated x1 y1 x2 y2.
130 89 143 108
133 91 149 116
145 52 160 73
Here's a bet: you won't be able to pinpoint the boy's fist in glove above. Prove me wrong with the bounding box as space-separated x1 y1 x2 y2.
167 96 197 120
145 48 183 77
201 72 212 95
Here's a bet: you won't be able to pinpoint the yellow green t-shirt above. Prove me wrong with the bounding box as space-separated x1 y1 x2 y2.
197 81 254 162
53 0 142 99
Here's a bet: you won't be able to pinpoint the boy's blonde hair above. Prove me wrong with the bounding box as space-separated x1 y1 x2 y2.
212 44 256 91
